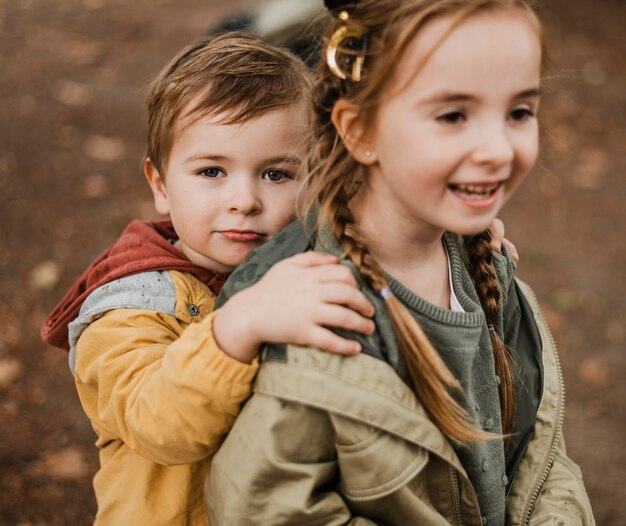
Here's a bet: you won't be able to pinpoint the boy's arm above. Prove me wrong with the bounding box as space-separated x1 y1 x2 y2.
213 251 375 362
75 252 374 466
74 309 258 466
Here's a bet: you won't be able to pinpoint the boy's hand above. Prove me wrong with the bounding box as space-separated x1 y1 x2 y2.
489 218 519 264
213 252 376 364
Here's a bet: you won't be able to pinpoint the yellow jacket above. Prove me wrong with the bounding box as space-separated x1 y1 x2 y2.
73 269 258 525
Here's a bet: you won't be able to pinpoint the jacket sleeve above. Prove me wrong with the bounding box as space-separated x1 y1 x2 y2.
527 435 595 526
206 392 377 525
74 308 258 465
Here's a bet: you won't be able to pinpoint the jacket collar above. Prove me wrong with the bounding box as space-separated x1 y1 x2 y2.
41 219 228 350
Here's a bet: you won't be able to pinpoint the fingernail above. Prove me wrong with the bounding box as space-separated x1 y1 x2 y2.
493 240 502 252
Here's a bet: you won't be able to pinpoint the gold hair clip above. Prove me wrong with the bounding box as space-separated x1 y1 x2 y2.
326 25 366 82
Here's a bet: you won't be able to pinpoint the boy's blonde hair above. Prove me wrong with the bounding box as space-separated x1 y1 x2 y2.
145 32 312 176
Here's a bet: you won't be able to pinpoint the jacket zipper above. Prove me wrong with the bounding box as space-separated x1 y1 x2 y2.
519 287 566 525
451 469 464 526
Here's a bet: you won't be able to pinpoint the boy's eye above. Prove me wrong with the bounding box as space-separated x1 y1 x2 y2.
199 167 224 178
509 107 535 122
262 169 293 183
436 111 466 124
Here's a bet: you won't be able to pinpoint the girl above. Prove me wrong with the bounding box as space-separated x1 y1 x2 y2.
206 1 594 524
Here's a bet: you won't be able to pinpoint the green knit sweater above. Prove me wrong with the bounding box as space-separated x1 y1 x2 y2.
387 233 509 526
217 219 543 526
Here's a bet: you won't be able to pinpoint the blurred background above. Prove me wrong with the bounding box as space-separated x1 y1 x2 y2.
0 0 624 523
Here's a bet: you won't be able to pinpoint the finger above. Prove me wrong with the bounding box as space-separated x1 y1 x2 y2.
315 303 376 336
318 282 375 317
502 239 520 263
285 251 339 268
301 326 362 355
313 263 357 285
489 218 505 252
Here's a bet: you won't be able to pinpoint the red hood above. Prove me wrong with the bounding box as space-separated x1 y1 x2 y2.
41 220 228 351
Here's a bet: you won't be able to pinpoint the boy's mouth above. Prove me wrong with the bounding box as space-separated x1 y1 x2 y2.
448 182 502 200
218 229 265 242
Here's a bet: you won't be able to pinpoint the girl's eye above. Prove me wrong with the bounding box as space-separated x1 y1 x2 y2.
436 111 466 125
199 167 224 178
509 107 535 122
262 169 293 183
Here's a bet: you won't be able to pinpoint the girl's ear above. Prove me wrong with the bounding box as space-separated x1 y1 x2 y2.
143 157 170 215
331 99 377 165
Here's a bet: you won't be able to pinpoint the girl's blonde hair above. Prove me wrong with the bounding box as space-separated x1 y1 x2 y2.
302 0 545 443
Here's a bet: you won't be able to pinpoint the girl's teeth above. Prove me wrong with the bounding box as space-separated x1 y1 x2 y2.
451 183 499 198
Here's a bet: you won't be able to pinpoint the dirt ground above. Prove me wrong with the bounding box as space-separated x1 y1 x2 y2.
0 0 624 524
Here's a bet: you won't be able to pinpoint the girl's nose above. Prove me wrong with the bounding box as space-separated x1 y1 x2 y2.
227 179 262 215
471 124 515 168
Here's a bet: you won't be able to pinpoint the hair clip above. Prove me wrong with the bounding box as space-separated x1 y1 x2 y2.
379 287 393 300
488 324 496 333
326 25 366 81
324 0 358 17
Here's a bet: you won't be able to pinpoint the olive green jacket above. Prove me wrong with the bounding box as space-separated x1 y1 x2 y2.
206 221 594 525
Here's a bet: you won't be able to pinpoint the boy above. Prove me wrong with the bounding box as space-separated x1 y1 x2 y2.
41 33 375 525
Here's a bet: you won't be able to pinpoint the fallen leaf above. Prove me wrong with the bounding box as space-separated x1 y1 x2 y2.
64 39 103 66
54 80 93 107
0 358 22 389
29 447 90 480
549 288 578 313
606 320 624 344
0 152 16 175
82 173 109 199
28 260 61 291
577 358 610 387
84 135 125 162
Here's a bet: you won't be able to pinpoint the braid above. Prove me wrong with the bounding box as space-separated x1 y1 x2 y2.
464 231 515 439
326 202 491 443
301 17 500 443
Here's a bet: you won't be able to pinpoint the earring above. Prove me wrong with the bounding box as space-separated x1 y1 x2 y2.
364 150 372 157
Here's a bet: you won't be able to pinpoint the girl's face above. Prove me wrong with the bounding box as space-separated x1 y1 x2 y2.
363 10 542 238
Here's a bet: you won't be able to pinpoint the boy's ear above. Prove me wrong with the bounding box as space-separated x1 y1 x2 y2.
143 157 170 216
331 99 377 165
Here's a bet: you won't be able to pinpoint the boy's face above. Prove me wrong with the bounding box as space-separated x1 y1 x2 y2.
146 103 306 272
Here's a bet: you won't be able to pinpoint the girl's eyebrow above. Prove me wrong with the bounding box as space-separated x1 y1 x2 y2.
420 87 542 104
513 87 542 100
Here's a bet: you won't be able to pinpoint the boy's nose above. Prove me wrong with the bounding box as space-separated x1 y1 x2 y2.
227 180 262 215
471 124 515 168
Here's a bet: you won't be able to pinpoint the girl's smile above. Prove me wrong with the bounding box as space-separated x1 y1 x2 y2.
448 181 504 208
356 10 542 242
